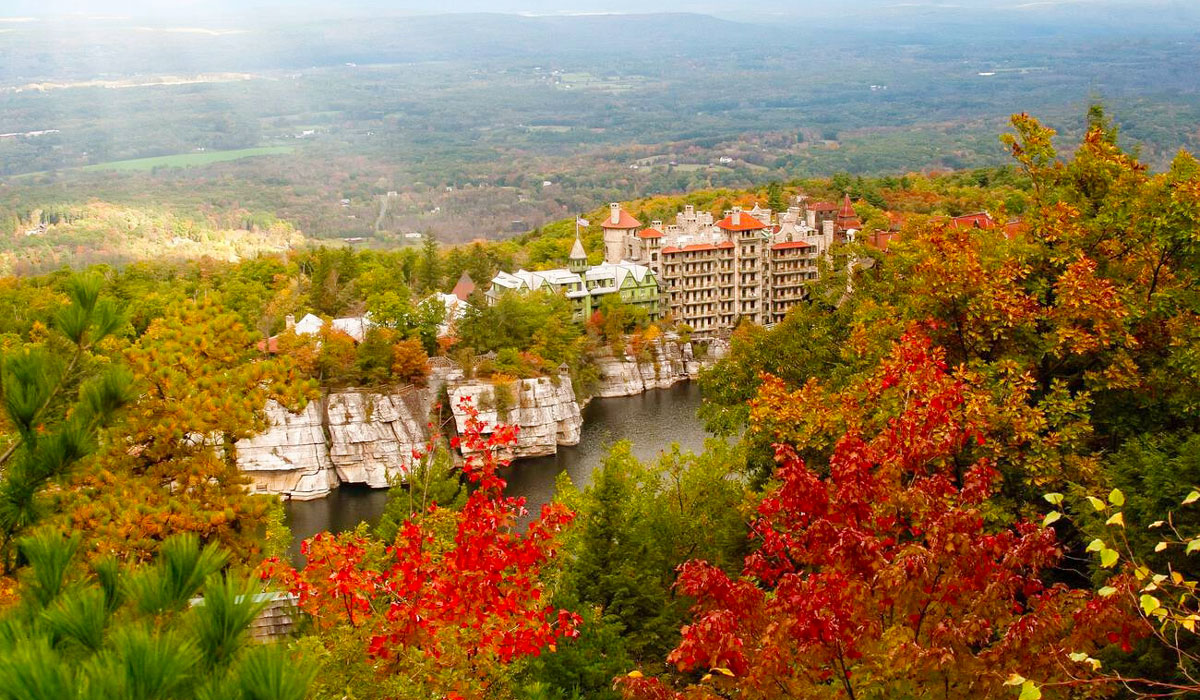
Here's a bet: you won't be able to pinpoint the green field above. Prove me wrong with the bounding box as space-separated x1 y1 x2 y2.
80 146 296 172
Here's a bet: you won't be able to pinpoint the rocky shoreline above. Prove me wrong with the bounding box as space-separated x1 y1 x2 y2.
236 336 727 500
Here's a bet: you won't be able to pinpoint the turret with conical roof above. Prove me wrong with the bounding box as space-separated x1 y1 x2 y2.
835 193 862 235
568 235 588 274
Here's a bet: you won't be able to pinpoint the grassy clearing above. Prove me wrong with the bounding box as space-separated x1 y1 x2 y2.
80 146 295 172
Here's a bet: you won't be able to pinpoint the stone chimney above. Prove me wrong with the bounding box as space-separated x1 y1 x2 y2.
285 314 295 330
610 202 621 225
732 206 742 227
685 204 694 217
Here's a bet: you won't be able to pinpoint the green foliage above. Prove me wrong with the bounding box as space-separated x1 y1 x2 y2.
0 531 311 700
375 444 466 544
538 439 750 689
0 273 133 574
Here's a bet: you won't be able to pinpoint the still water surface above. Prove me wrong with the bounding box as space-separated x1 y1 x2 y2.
284 382 710 561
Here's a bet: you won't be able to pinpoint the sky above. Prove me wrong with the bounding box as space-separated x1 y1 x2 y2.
0 0 1182 16
3 0 1198 30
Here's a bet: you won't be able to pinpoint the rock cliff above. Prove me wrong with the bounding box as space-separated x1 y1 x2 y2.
593 337 728 398
237 338 725 500
447 376 582 459
236 400 337 501
237 389 430 500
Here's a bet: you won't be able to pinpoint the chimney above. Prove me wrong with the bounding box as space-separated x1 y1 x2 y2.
285 314 296 330
685 204 694 217
610 203 621 225
652 220 662 228
732 206 742 227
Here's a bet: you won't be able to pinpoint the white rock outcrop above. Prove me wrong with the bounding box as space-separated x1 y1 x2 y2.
326 391 427 488
236 400 338 501
448 376 582 459
594 337 725 398
237 389 430 499
238 337 728 500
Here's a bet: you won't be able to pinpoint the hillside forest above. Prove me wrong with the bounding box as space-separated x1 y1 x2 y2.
2 112 1200 700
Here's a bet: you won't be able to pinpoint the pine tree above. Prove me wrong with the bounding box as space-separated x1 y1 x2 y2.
0 530 313 700
417 234 442 294
0 274 132 574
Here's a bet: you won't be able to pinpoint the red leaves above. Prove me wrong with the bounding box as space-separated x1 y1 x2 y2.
264 398 579 679
625 329 1128 699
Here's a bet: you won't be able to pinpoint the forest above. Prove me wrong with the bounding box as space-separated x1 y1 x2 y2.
3 10 1200 247
2 111 1200 699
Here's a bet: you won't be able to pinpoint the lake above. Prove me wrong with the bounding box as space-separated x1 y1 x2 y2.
283 382 710 560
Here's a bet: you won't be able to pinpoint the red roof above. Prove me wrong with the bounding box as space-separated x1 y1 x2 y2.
257 336 281 354
716 212 767 232
771 241 812 251
1003 220 1027 240
837 194 857 219
637 227 663 239
451 271 476 301
866 231 900 252
661 246 679 254
601 209 642 229
950 212 997 230
810 201 837 212
717 241 735 249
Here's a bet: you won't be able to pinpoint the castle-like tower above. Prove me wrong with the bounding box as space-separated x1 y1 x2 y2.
600 203 641 263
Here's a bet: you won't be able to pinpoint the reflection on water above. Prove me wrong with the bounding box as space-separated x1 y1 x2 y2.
284 382 709 563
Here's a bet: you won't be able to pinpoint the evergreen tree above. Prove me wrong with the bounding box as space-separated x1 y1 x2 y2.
766 180 785 212
0 530 313 700
416 234 442 294
0 274 132 574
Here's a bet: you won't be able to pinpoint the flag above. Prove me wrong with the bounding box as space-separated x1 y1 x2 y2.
576 217 589 227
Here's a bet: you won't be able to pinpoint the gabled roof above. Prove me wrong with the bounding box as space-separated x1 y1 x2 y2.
716 212 767 232
600 208 642 229
585 261 654 288
950 212 997 229
451 271 476 301
331 316 373 343
293 313 325 336
637 227 663 239
810 201 837 212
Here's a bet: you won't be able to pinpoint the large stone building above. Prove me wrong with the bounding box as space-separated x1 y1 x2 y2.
486 236 659 320
604 195 861 334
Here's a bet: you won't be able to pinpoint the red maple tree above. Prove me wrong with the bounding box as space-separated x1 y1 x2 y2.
622 329 1134 700
263 398 579 691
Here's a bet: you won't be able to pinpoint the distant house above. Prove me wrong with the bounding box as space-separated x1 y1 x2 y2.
451 271 476 302
425 292 472 337
257 312 375 353
486 237 659 321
